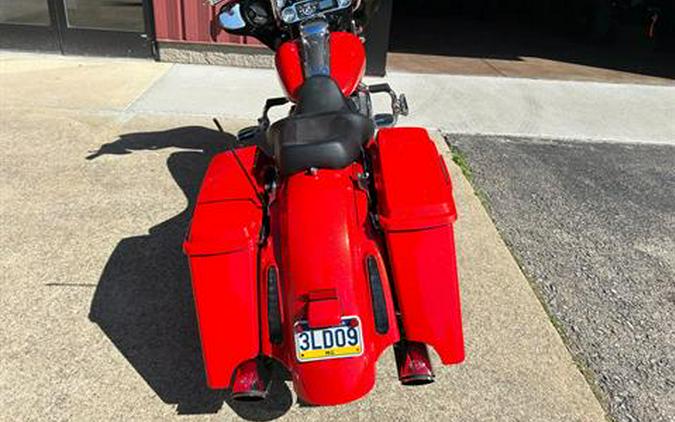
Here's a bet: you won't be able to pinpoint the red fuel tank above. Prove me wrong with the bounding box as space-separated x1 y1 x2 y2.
275 32 366 102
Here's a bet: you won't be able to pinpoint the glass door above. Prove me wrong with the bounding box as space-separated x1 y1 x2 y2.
0 0 154 57
63 0 146 32
55 0 153 56
0 0 60 51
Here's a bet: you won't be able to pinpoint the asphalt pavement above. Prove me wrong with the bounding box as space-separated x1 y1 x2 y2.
449 135 675 422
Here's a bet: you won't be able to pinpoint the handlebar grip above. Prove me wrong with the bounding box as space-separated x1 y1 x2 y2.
265 97 289 108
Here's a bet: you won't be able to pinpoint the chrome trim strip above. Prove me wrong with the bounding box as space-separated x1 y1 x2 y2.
299 19 331 77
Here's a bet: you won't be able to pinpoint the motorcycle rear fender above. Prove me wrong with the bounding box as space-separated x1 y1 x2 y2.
265 166 399 405
371 128 465 365
184 147 264 388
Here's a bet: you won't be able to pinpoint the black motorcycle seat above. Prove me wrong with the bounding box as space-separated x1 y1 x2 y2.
268 76 374 175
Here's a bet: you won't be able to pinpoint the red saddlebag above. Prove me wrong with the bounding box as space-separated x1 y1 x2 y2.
183 147 263 388
371 128 465 364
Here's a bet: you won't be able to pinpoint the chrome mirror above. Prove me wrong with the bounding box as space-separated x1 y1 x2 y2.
218 1 247 31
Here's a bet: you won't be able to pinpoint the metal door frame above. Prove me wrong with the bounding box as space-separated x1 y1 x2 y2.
0 0 155 58
364 0 393 76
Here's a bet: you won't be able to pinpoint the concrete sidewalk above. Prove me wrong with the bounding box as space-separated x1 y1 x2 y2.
1 53 606 420
127 58 675 145
3 51 675 144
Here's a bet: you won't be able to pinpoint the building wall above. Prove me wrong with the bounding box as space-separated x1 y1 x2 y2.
152 0 262 47
150 0 392 75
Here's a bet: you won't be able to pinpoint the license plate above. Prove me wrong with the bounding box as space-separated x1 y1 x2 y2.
294 316 364 362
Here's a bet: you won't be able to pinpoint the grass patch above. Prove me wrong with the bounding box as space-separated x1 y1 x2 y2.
448 143 473 181
446 138 493 213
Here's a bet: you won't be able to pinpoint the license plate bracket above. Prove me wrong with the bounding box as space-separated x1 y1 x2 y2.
294 316 364 362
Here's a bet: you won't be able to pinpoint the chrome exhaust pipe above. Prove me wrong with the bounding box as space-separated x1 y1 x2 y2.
394 341 435 386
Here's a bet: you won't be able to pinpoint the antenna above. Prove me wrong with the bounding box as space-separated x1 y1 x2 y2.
213 118 265 207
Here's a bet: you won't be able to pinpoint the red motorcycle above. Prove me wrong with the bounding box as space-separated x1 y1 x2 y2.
184 0 464 406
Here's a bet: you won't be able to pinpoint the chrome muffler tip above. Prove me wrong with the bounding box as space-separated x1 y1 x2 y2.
231 359 271 401
394 341 435 386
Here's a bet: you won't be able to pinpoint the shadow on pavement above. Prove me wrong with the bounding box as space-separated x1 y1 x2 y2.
87 126 292 420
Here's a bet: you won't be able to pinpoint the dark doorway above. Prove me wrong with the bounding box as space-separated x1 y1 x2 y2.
0 0 154 57
388 0 675 81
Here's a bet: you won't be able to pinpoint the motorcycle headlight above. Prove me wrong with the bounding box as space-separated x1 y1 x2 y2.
281 7 298 24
